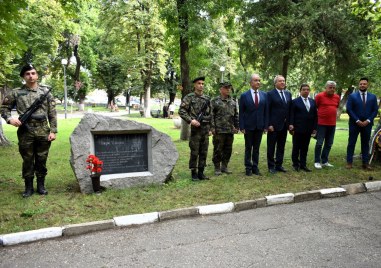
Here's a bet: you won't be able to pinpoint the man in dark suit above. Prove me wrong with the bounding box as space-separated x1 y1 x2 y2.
266 75 292 174
239 74 268 176
289 84 317 172
346 77 379 170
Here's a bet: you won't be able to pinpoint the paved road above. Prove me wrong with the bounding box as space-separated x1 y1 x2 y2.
1 192 380 268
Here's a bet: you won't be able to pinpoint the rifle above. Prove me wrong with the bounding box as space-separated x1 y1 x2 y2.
195 99 210 123
18 87 52 128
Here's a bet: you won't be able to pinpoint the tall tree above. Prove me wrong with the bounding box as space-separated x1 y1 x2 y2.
161 0 242 139
99 0 167 117
241 0 372 89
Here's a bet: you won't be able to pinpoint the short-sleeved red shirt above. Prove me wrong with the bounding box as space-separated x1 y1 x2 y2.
315 92 340 126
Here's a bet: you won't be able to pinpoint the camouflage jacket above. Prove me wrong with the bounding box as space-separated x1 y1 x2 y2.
210 95 239 134
178 92 211 125
0 84 57 133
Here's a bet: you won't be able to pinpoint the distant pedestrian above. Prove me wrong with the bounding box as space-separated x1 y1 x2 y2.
346 77 378 170
0 64 57 197
210 81 239 175
239 74 268 176
314 81 340 169
289 84 317 172
168 103 175 118
179 77 211 181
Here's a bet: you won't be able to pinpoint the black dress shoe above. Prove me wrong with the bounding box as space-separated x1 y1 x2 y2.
292 166 300 172
245 169 253 176
275 166 287 172
253 169 262 176
269 168 277 174
300 166 312 172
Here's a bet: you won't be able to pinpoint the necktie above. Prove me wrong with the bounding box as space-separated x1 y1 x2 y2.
362 93 366 108
304 98 310 112
280 91 286 103
254 91 258 108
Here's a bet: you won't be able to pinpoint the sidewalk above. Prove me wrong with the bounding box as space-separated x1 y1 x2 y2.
1 189 380 267
56 109 138 119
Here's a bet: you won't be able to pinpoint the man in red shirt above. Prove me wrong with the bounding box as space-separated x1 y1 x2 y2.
314 81 340 169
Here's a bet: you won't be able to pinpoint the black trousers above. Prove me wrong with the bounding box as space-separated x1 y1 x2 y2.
267 127 288 169
244 129 264 171
292 132 312 168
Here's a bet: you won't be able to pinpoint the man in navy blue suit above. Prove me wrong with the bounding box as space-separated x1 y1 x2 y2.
239 74 268 176
266 75 292 174
346 77 379 170
289 84 317 172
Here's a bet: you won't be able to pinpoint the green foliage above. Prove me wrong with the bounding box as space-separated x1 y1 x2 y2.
0 0 27 83
96 56 127 103
17 0 66 69
241 0 372 91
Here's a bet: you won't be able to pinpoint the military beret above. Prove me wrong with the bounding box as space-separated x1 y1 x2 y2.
192 76 205 83
20 64 37 77
219 81 232 88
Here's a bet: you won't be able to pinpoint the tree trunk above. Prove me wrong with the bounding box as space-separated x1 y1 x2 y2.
0 123 10 146
143 79 151 118
0 89 10 146
177 0 191 140
337 86 353 120
281 40 291 80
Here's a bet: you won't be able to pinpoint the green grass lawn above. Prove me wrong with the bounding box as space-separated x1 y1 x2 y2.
0 113 380 234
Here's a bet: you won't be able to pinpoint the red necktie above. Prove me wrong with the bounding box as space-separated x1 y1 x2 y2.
254 91 258 108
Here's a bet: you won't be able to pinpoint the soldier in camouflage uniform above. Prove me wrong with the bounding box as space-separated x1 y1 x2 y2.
179 77 211 181
210 82 239 175
1 64 57 197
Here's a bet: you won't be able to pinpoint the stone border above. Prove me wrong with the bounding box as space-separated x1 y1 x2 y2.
1 180 380 247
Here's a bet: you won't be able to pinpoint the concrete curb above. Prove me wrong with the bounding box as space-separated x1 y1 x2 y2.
114 212 159 227
63 219 115 236
320 187 347 198
364 181 381 192
0 227 62 246
294 190 321 203
1 180 380 247
159 207 199 221
198 202 235 215
341 183 366 195
266 193 294 205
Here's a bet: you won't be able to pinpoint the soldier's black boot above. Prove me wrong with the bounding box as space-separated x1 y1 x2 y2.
221 163 232 174
191 169 199 181
37 177 48 195
198 168 209 180
214 164 222 176
22 177 34 198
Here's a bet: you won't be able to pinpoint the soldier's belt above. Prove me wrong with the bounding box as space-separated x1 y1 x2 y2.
27 120 47 127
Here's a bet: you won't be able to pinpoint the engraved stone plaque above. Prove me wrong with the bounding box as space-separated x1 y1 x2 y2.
94 133 148 174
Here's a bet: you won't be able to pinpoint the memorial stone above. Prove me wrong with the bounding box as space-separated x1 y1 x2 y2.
70 113 178 193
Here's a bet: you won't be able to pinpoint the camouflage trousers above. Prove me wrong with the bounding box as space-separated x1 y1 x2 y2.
189 126 210 169
17 122 51 180
212 133 234 167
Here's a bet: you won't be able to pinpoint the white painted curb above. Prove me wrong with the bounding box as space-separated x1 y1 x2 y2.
364 181 381 192
320 187 346 195
266 193 294 205
114 212 159 227
198 202 234 215
0 227 62 246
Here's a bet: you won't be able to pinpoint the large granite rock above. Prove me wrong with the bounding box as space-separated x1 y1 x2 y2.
70 113 178 193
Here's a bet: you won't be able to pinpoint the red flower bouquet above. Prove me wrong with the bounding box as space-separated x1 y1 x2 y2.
86 154 103 175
